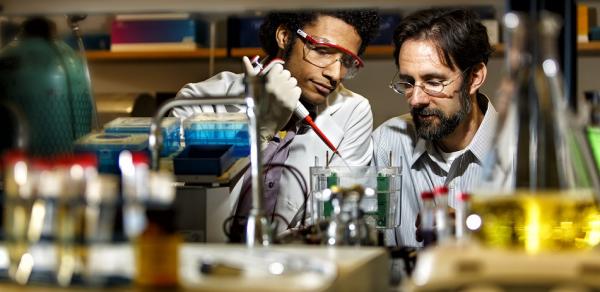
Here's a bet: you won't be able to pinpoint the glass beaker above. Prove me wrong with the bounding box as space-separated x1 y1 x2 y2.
3 151 36 284
309 165 402 230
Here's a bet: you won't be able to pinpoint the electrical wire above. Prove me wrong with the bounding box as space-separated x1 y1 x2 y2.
264 163 309 227
222 162 309 241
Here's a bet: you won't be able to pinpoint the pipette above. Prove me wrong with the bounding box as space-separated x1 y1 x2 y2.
250 56 342 158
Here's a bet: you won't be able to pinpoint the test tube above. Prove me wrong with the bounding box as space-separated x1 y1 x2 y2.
433 186 450 244
420 191 436 247
309 156 323 224
455 192 471 241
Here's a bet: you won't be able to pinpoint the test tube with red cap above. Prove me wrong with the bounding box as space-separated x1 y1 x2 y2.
433 185 450 244
455 192 471 241
420 191 436 247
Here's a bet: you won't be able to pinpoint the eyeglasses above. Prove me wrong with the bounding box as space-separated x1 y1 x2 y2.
296 29 364 79
389 68 470 97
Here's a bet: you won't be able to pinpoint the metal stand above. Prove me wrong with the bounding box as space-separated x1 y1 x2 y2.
148 74 272 247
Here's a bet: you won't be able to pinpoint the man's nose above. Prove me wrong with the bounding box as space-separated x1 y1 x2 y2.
323 59 343 84
408 85 430 108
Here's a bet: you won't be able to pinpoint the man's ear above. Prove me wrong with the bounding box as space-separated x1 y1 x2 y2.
468 62 487 95
275 24 291 50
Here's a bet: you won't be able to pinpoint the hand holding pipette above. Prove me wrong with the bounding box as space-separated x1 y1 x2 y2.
242 56 300 147
247 56 343 159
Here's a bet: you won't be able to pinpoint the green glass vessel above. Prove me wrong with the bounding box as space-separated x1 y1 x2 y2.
0 18 92 156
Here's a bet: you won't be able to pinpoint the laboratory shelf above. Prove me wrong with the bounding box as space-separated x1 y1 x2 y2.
83 42 600 61
85 48 228 61
578 41 600 54
229 47 266 58
228 44 505 58
1 0 502 15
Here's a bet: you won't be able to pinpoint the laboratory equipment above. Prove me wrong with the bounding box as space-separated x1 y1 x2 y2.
295 29 363 79
251 56 343 158
454 193 470 241
419 191 436 248
409 243 600 291
74 132 149 174
2 152 120 286
173 144 236 175
104 117 180 157
433 186 450 244
126 158 179 287
0 17 92 156
325 186 378 246
310 165 401 230
585 90 600 172
183 112 249 157
469 189 600 252
148 73 271 247
67 14 99 131
473 11 600 251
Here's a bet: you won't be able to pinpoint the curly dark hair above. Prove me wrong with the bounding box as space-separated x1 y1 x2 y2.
259 10 380 59
392 8 493 71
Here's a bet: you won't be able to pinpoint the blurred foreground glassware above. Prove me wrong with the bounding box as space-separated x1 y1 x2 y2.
474 11 600 252
119 151 180 288
3 151 35 284
310 165 402 231
2 152 119 286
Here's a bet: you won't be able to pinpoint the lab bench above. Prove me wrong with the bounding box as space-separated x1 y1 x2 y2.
0 244 389 292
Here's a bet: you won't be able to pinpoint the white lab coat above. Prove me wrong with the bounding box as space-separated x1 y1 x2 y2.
173 71 373 230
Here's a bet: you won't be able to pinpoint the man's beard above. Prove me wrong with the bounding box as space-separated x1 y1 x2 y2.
411 85 472 141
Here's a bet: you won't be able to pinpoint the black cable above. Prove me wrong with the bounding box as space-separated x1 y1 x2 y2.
264 163 309 228
224 162 309 239
234 137 292 217
222 213 291 240
272 213 291 228
226 131 309 239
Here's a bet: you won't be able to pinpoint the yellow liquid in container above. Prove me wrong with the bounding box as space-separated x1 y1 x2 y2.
470 189 600 253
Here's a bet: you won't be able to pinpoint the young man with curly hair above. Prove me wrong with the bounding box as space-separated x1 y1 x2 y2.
173 10 380 241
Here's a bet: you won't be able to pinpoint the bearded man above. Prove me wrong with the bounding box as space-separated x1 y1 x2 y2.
372 8 506 247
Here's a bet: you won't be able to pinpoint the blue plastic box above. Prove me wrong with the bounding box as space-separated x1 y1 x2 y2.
74 133 149 174
173 144 235 175
104 117 180 156
183 113 249 157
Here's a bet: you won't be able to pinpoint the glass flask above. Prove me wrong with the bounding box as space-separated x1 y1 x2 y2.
473 11 600 252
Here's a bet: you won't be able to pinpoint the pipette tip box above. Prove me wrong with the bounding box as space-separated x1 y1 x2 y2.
104 117 180 156
183 113 249 157
74 132 149 174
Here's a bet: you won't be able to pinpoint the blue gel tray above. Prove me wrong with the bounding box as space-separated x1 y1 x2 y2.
173 144 235 175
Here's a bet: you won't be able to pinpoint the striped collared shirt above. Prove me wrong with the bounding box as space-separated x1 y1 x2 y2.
372 94 511 247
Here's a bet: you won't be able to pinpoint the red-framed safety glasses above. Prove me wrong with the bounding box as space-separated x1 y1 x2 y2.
296 29 364 79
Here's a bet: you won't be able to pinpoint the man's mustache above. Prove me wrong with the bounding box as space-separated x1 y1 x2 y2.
411 107 445 118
